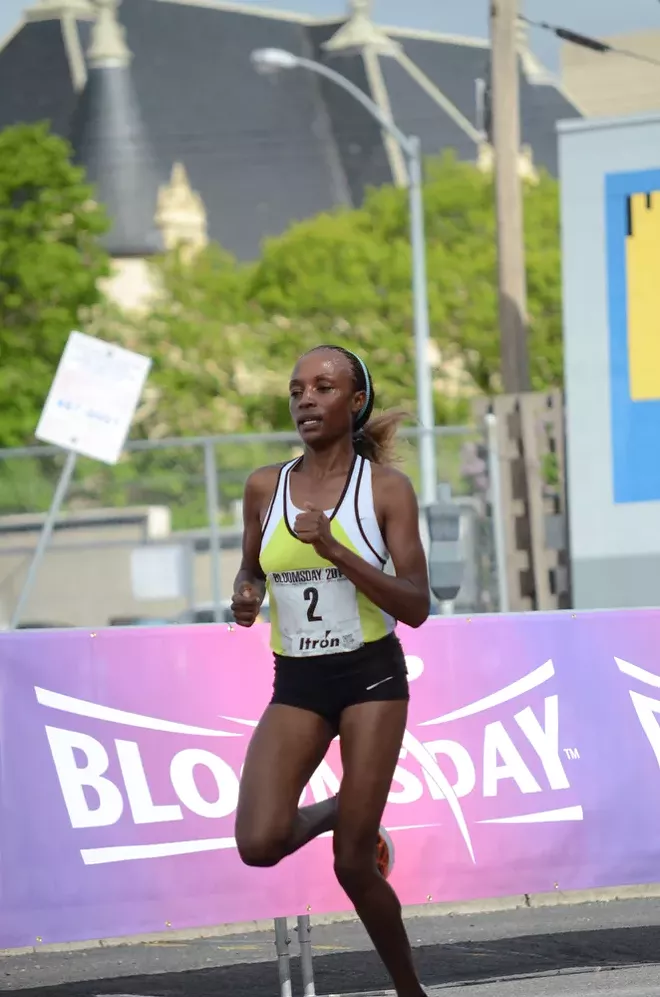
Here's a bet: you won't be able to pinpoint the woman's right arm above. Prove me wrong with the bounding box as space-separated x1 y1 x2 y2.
231 466 279 626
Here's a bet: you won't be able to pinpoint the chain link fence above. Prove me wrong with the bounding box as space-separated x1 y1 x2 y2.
0 426 498 629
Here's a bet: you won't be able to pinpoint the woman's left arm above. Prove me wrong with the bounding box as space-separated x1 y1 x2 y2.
293 468 430 628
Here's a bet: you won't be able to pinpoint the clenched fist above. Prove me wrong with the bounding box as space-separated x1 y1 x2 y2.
231 581 263 628
294 503 336 559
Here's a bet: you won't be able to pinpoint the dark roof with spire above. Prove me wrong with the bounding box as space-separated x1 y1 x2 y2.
0 0 582 261
69 54 163 255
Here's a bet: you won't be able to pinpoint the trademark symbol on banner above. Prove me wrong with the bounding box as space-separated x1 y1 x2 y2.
563 747 580 760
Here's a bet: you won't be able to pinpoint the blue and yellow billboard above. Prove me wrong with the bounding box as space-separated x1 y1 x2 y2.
606 168 660 503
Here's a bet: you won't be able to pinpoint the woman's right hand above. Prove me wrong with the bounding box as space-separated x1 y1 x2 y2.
231 581 263 628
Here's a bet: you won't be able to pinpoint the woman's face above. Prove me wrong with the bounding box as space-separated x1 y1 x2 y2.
289 349 365 446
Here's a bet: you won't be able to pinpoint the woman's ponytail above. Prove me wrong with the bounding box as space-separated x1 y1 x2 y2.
353 410 407 465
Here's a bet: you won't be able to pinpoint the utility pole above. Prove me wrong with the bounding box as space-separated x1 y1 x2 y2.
489 0 530 393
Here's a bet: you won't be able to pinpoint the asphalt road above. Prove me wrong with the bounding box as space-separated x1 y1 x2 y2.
429 966 660 997
3 899 660 996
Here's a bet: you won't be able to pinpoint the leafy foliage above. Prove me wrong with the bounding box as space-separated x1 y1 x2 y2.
0 143 562 526
247 151 563 395
0 122 110 447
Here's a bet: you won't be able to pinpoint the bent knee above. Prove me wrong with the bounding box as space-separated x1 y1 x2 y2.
333 839 375 887
236 827 289 868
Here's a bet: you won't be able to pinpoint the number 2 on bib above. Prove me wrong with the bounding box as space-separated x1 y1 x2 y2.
303 586 323 622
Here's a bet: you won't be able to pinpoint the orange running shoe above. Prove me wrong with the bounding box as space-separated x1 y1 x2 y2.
376 826 395 879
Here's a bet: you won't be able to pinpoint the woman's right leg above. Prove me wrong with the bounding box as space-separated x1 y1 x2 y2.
235 703 336 868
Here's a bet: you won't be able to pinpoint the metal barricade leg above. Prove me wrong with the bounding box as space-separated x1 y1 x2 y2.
296 914 316 997
274 917 293 997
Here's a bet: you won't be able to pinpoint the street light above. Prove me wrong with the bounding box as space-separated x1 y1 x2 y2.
250 47 438 507
252 47 299 72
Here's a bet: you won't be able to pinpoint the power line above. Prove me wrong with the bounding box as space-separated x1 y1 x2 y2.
520 13 660 70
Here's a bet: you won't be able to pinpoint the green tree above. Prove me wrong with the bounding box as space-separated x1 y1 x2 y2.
90 246 302 527
104 243 278 438
248 151 562 395
102 152 561 449
0 121 110 448
89 153 562 522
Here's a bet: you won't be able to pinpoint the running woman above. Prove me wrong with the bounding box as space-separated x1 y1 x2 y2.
231 345 430 997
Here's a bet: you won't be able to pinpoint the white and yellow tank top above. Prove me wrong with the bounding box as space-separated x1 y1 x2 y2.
260 455 396 657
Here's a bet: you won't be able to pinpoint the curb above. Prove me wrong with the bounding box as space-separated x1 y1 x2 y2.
5 882 660 958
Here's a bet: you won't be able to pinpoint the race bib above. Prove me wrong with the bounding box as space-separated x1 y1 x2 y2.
268 567 364 657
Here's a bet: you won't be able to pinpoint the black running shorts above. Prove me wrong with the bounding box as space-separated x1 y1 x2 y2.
271 631 409 733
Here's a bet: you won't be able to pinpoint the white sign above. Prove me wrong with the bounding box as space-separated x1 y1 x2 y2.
130 546 189 601
35 331 151 465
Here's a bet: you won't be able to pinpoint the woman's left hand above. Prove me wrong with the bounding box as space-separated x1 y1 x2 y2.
294 503 336 559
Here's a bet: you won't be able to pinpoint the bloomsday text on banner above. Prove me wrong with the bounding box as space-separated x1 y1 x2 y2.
2 610 660 948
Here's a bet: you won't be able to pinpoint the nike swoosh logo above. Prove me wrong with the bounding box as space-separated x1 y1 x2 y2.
366 676 394 691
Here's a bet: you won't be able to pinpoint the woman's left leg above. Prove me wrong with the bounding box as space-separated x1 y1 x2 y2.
334 699 426 997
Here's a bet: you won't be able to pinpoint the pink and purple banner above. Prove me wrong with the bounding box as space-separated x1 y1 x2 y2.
2 609 660 949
